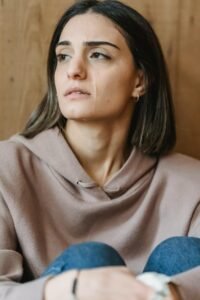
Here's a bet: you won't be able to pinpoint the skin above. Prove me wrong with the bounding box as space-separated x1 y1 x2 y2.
54 12 145 186
45 13 181 300
45 267 181 300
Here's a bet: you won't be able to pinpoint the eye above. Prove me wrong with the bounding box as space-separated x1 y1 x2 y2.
90 52 111 60
56 53 70 63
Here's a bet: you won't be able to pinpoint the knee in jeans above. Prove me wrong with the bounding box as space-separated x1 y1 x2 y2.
42 241 125 276
143 236 200 276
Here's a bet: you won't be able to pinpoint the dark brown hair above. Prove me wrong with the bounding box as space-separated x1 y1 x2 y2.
21 0 176 156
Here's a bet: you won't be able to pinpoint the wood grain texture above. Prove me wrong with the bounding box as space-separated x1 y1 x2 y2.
0 0 199 159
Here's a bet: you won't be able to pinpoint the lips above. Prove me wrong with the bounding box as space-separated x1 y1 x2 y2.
64 87 90 96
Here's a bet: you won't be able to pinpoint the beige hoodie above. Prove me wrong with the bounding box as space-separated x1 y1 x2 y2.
0 127 200 300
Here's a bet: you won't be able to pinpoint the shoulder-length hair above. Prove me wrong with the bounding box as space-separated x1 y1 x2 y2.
21 0 176 157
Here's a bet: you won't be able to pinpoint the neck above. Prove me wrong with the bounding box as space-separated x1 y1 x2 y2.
64 119 132 186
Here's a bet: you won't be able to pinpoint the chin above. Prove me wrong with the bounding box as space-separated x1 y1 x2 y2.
61 110 96 121
60 108 109 123
63 113 93 121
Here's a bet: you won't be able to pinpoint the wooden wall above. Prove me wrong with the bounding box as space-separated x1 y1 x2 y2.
0 0 200 159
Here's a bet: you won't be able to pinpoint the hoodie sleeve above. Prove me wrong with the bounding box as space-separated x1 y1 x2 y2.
171 267 200 300
0 277 49 300
0 193 50 300
171 202 200 300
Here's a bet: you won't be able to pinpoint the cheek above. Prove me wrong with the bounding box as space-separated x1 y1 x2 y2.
54 72 59 92
97 61 135 93
97 73 133 101
54 69 64 94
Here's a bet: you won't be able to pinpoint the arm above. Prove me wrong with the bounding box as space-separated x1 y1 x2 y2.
171 267 200 300
45 267 180 300
0 193 50 300
169 284 182 300
170 202 200 300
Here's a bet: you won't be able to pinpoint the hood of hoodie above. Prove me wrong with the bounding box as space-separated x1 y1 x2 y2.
10 127 157 196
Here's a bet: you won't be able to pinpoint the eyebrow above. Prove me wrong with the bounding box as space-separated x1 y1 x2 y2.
56 40 120 50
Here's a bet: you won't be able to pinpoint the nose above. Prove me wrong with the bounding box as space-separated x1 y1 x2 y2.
67 56 87 80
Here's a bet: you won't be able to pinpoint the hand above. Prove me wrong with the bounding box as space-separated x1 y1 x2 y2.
44 269 78 300
77 266 154 300
44 266 181 300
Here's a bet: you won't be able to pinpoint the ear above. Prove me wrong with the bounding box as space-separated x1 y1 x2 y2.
131 70 146 98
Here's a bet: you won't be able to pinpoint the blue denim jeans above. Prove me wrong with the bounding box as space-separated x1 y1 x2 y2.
42 237 200 277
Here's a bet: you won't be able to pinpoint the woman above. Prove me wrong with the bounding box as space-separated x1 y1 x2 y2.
0 0 200 300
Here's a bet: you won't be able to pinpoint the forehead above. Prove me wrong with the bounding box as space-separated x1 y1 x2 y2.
59 12 126 44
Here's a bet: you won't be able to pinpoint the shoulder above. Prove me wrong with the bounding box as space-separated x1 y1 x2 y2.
157 152 200 185
0 135 29 159
0 135 35 175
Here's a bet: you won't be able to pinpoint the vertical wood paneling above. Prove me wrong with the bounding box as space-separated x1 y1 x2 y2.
0 0 200 159
124 0 181 95
174 0 200 158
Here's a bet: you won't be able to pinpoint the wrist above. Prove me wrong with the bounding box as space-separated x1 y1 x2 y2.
168 283 182 300
137 272 171 299
44 269 78 300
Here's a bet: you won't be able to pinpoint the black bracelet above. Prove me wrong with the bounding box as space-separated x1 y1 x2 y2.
69 270 80 300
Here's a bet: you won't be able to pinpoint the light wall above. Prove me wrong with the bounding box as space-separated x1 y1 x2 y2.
0 0 199 159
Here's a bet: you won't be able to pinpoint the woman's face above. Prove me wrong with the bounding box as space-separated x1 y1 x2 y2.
54 12 141 122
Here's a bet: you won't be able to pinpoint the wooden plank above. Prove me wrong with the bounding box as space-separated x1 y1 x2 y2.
0 0 199 159
124 0 181 96
0 0 73 138
174 0 200 158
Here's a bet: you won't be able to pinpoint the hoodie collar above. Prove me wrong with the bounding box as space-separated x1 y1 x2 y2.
11 127 157 196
